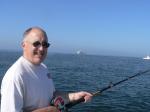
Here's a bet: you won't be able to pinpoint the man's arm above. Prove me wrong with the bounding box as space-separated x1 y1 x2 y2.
54 90 92 103
31 106 59 112
31 91 92 112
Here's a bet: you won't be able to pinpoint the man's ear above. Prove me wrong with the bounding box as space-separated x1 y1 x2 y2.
21 41 25 49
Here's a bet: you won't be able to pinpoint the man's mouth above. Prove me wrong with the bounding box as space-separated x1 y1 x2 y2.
34 51 45 57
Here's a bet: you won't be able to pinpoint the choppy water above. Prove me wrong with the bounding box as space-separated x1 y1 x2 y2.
1 51 150 112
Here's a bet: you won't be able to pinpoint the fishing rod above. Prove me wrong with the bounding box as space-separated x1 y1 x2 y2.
65 69 150 109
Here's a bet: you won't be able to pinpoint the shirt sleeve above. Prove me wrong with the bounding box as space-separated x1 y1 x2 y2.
1 72 24 112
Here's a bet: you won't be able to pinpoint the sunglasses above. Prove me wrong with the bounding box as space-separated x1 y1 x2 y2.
32 41 50 48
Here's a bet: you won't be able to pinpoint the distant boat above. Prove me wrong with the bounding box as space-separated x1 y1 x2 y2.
143 55 150 60
76 50 85 55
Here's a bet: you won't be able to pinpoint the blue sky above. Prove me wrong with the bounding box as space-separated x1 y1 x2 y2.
0 0 150 57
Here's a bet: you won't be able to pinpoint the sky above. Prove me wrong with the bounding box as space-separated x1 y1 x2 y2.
0 0 150 57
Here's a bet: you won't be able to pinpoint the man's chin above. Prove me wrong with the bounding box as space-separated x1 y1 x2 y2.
32 55 46 64
33 58 43 65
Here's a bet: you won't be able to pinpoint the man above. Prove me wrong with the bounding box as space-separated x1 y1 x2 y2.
1 27 92 112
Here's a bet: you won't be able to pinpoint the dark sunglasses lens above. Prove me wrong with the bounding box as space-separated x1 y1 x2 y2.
33 41 41 47
42 42 50 48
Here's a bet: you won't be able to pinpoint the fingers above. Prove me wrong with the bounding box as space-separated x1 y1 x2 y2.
75 91 93 102
69 91 93 102
80 91 93 102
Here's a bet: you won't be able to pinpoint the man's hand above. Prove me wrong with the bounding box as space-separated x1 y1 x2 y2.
69 91 93 102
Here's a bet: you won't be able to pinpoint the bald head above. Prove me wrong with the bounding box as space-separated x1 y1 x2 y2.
23 27 48 42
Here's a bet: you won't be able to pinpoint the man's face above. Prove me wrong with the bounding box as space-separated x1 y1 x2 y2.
22 29 49 65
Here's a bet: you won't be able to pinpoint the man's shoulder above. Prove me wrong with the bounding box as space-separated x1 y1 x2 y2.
4 57 25 77
9 56 24 70
2 57 24 85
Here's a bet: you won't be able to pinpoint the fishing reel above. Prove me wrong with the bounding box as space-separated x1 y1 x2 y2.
50 96 68 112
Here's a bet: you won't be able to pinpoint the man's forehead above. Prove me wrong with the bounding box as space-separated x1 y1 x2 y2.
26 29 48 42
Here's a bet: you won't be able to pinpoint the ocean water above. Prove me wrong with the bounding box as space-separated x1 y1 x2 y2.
1 51 150 112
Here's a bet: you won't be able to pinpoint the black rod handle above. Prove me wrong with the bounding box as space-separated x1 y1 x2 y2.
65 97 85 108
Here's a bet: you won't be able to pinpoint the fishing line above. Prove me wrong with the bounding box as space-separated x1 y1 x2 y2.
65 69 150 109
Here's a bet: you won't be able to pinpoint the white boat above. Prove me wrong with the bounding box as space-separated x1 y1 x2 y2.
76 50 85 55
143 55 150 60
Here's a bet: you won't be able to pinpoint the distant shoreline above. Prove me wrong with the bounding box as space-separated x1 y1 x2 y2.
0 49 140 58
